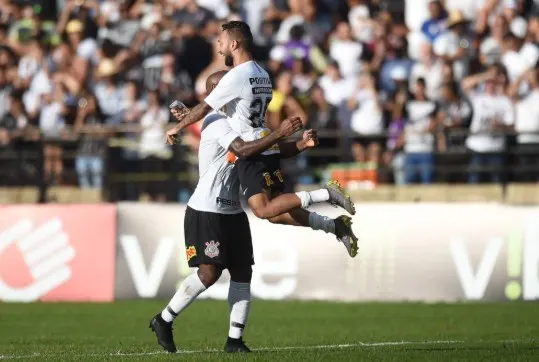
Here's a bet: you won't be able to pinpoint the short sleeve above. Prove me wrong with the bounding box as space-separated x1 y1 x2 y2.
204 116 239 150
77 39 97 60
204 71 243 111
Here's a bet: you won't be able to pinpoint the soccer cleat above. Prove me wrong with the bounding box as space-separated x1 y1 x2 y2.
224 337 252 353
149 314 177 353
335 215 358 257
325 180 356 215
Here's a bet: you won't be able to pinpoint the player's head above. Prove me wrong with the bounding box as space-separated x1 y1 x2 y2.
206 70 228 94
218 21 253 67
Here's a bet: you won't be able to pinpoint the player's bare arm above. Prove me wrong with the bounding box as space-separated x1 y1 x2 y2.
228 117 303 158
166 102 213 145
278 129 319 159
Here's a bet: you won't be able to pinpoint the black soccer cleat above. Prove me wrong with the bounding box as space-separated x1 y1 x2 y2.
224 337 251 353
335 215 358 257
325 180 356 215
149 314 177 353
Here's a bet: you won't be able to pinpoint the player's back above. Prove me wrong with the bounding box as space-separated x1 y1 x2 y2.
187 111 243 214
204 61 274 152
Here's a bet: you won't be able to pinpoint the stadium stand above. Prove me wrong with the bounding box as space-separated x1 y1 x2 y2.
0 0 538 203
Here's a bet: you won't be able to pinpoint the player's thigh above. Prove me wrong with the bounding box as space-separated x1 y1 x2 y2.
184 206 228 269
237 155 285 202
224 212 254 278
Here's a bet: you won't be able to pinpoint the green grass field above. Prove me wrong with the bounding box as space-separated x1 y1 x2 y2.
1 301 538 361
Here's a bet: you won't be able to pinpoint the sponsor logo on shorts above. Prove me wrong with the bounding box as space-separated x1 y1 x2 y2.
204 241 220 258
185 246 197 261
216 197 239 207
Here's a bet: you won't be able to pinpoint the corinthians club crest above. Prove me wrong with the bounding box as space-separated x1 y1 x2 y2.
204 240 220 258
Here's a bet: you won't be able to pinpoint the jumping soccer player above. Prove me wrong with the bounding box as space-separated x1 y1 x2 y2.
150 71 311 354
167 21 358 252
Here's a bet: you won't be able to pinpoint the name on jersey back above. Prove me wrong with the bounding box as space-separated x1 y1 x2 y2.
249 77 272 95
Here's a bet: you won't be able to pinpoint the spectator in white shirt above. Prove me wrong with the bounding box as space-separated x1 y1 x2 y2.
502 18 538 87
329 22 363 79
433 9 474 81
318 61 356 107
461 66 515 183
410 41 444 100
403 78 438 184
479 14 508 66
509 68 539 181
347 71 383 167
348 0 375 44
94 59 127 125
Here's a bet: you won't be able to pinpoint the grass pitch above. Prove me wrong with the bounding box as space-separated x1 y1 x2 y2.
0 300 538 361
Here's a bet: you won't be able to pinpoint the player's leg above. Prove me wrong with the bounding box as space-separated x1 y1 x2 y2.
238 156 355 220
223 212 254 353
247 181 355 219
225 265 252 353
160 265 222 323
150 265 220 353
268 207 359 257
150 206 225 353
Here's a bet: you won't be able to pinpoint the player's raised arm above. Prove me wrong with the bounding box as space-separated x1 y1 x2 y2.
227 117 303 158
166 102 213 145
278 129 319 159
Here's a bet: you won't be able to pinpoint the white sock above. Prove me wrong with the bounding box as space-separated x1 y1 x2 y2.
295 191 311 208
228 281 251 339
308 189 330 203
161 272 206 323
308 212 336 235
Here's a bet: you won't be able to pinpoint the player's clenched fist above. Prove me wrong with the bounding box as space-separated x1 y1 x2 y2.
302 129 319 148
278 116 303 137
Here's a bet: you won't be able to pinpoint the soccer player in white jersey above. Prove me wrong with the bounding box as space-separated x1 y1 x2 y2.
150 71 308 354
166 21 358 253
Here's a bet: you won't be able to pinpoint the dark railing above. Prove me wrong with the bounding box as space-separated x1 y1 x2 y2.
0 125 538 202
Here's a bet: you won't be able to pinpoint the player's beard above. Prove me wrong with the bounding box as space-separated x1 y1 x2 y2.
224 54 234 67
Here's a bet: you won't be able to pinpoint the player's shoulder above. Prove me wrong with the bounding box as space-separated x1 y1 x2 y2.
201 111 227 133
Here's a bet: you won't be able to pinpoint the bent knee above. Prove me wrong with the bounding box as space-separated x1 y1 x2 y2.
229 265 252 283
197 265 223 288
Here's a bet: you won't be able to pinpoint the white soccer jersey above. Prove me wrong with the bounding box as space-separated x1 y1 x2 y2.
466 93 515 153
187 111 244 214
204 60 278 155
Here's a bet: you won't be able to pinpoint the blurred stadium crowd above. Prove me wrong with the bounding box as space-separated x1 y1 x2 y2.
0 0 538 201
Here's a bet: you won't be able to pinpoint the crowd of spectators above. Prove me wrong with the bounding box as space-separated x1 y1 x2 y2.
0 0 538 201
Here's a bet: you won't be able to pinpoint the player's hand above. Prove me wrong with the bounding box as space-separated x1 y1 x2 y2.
302 129 319 148
170 107 190 121
165 127 181 145
279 116 303 137
0 218 74 302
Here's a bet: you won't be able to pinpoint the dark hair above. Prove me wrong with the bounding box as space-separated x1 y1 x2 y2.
222 21 253 52
289 24 305 41
416 77 426 87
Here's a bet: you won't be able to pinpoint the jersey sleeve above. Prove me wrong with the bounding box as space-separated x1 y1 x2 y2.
204 71 243 111
206 118 240 150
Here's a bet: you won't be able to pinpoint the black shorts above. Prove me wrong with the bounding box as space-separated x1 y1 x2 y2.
236 154 285 199
184 206 254 268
